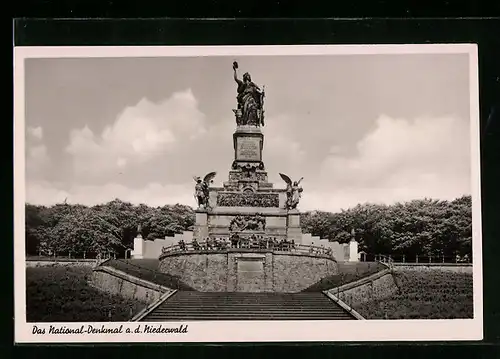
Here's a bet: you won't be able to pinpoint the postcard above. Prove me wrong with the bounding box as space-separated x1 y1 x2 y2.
14 44 482 343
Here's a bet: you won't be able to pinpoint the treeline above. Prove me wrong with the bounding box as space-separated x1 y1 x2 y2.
25 195 472 258
301 196 472 258
26 199 195 257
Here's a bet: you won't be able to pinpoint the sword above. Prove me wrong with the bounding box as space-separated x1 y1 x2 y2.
260 85 266 126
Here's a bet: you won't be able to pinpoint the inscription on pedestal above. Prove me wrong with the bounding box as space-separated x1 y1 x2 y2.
236 137 261 161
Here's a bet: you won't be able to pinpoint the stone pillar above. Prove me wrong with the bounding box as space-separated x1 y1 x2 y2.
183 231 194 242
286 210 302 242
193 210 209 239
349 240 359 262
233 126 264 163
343 243 349 261
302 233 313 246
132 235 144 259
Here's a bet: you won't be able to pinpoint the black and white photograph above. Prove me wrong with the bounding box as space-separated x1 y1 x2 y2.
14 45 482 342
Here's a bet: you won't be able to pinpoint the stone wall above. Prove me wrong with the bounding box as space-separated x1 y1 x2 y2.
159 251 338 293
393 263 473 274
26 259 96 267
131 231 193 259
159 253 229 292
272 253 338 292
88 266 173 304
327 269 398 306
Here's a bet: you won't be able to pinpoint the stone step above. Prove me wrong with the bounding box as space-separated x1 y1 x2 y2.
153 307 347 312
155 304 345 309
144 316 354 321
166 298 335 302
145 310 352 317
159 304 338 308
146 314 352 319
168 293 331 299
140 291 356 321
151 310 349 315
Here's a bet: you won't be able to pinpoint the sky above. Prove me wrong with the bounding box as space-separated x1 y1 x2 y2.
24 52 473 212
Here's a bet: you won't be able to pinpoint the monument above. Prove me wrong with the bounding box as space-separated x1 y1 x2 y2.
192 61 304 243
131 61 355 264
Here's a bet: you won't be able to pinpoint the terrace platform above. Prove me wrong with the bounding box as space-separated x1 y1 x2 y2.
158 241 338 293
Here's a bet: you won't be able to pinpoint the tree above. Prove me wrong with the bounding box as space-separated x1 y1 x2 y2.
25 195 472 259
300 196 472 258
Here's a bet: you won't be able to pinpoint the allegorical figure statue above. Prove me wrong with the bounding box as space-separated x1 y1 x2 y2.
193 172 217 209
232 61 265 127
279 173 304 210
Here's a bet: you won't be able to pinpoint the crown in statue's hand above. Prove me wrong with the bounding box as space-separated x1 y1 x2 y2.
233 61 238 69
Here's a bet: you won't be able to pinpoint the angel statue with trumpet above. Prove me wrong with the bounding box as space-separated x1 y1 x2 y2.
193 172 217 209
279 173 304 210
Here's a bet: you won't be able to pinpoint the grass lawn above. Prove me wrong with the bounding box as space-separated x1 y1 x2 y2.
302 261 387 292
353 270 473 319
104 259 195 290
26 265 146 322
120 258 160 271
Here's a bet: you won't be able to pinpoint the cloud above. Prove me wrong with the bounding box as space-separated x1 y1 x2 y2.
26 126 50 178
25 114 472 213
27 126 43 140
65 89 207 178
262 114 307 183
305 115 471 211
26 180 196 208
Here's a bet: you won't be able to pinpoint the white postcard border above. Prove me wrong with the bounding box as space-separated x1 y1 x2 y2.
14 44 483 343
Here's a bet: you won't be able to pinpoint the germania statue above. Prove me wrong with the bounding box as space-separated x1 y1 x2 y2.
232 61 265 127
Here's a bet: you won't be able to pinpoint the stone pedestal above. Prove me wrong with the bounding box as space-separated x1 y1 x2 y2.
193 211 209 239
193 124 304 242
131 236 144 259
349 240 359 262
233 126 264 163
285 210 302 242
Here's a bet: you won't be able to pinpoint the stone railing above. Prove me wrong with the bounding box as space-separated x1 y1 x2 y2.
375 254 394 270
160 239 335 259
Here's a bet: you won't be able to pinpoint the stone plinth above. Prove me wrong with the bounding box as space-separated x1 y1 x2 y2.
188 114 311 255
192 124 305 242
349 240 359 262
233 126 264 163
193 210 209 239
158 249 338 293
131 237 144 259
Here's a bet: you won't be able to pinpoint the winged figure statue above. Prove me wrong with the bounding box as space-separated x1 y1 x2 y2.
193 172 216 208
193 172 217 209
279 173 304 210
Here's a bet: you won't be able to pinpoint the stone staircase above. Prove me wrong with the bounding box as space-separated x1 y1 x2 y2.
139 291 356 321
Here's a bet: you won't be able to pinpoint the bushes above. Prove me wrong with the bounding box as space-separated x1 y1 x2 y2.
353 270 473 319
26 266 146 322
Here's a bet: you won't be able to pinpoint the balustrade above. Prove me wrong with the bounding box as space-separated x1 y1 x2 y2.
160 238 334 259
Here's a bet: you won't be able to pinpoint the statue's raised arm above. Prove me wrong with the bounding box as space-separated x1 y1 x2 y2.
233 61 242 85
